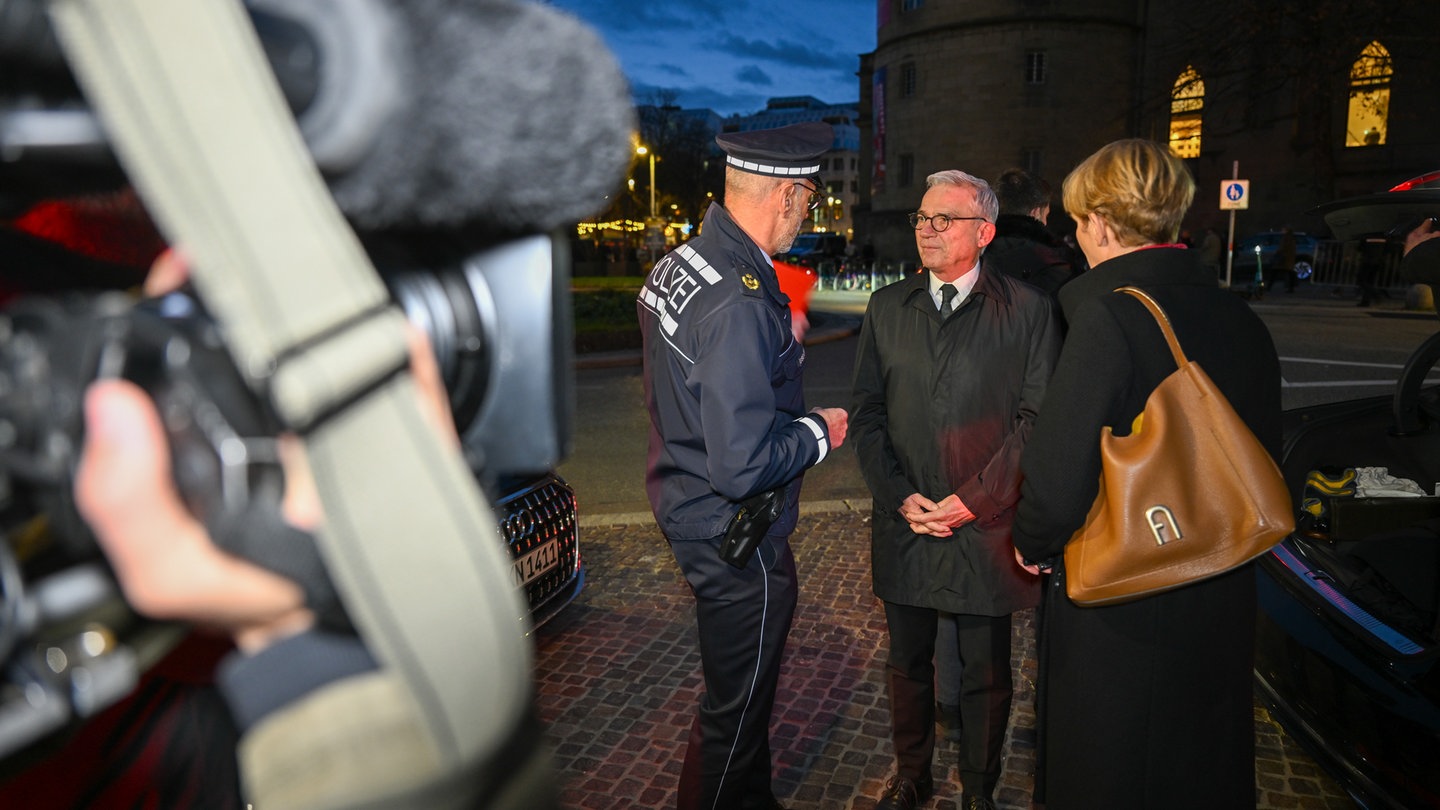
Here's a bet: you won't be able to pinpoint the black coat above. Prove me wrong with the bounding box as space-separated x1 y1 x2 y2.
985 214 1076 299
851 265 1061 615
1012 247 1282 809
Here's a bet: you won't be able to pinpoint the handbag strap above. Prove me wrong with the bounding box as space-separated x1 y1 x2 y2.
1114 286 1188 368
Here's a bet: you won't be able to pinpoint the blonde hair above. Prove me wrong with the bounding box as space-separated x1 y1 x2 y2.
1062 139 1195 246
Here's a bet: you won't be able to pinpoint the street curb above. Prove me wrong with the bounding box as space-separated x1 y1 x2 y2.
574 317 863 370
579 497 873 528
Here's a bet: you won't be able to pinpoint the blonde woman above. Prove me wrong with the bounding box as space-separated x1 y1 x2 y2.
1012 139 1281 809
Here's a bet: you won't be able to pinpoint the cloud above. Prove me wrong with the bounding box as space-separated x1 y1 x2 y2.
735 65 774 87
541 0 874 115
715 34 855 73
545 0 721 35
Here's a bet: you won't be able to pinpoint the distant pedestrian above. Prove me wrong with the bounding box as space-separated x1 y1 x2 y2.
1270 226 1298 292
1357 236 1387 306
1198 225 1223 280
637 121 849 810
851 169 1060 810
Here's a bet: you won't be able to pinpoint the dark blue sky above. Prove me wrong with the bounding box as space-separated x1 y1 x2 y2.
544 0 876 117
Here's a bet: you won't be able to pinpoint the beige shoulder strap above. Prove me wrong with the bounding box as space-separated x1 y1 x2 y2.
47 0 530 769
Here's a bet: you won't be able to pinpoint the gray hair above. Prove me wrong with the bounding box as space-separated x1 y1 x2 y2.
926 170 999 222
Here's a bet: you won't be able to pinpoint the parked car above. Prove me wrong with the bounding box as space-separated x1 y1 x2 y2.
1232 230 1320 281
1313 171 1440 241
779 232 847 268
494 471 584 629
1255 288 1440 809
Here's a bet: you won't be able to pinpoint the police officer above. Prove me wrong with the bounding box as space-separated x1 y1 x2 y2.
637 121 849 810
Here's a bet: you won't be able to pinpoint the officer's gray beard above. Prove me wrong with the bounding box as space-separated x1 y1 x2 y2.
776 216 804 255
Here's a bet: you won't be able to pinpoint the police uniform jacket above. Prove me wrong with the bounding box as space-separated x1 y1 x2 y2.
850 264 1060 616
638 202 832 542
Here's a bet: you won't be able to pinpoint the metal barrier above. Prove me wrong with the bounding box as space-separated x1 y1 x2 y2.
1310 240 1407 291
817 259 918 292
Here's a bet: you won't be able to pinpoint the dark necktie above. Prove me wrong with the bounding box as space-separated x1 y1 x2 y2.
940 283 958 315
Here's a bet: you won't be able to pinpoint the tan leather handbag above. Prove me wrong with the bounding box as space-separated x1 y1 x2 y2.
1063 287 1294 606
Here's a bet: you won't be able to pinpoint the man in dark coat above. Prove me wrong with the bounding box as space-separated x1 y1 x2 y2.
850 170 1061 810
638 121 849 810
983 168 1075 300
933 168 1074 737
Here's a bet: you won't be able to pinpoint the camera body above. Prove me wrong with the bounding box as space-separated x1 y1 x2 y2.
0 229 573 764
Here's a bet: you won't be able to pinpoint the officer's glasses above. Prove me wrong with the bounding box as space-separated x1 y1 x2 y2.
909 212 989 232
794 182 822 212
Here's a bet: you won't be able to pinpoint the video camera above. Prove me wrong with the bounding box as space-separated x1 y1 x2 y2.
0 0 624 769
0 217 573 771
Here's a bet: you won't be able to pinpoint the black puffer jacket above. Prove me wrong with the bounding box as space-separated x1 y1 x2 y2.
985 214 1076 299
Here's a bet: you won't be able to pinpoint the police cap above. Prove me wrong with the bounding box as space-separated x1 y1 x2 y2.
715 121 832 179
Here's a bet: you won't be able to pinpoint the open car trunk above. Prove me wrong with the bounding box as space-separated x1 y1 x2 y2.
1257 331 1440 809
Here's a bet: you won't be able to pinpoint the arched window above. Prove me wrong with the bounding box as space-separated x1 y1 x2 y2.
1346 41 1392 147
1169 67 1204 159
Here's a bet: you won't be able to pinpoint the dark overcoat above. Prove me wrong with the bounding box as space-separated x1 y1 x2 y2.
985 214 1076 299
851 265 1061 616
1012 247 1282 809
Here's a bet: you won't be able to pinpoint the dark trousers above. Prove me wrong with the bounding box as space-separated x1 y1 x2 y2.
883 601 1013 798
670 534 798 810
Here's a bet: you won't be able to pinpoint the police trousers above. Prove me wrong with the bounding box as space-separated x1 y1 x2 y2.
669 533 797 810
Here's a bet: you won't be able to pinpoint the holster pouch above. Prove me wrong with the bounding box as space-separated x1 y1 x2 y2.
719 486 787 568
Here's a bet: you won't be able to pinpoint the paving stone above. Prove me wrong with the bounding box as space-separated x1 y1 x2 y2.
534 511 1358 808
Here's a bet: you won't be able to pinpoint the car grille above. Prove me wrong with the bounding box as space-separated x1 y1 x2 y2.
496 473 581 618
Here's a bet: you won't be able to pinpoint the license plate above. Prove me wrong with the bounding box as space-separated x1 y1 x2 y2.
513 538 559 587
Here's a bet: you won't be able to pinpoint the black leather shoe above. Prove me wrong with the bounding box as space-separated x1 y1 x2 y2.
962 794 996 810
740 794 785 810
875 774 933 810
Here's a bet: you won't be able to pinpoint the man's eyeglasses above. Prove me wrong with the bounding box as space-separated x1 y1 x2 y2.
908 212 989 232
795 183 822 212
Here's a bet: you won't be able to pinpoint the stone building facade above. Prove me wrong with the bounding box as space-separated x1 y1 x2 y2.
856 0 1440 269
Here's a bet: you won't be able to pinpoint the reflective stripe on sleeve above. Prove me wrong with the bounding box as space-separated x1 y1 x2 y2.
797 414 828 464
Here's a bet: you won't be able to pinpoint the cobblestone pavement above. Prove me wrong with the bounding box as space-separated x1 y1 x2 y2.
532 506 1359 809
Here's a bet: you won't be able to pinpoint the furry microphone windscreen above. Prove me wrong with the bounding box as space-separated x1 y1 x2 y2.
260 0 637 235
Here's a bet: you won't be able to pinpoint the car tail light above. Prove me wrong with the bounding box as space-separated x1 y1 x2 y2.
1388 171 1440 192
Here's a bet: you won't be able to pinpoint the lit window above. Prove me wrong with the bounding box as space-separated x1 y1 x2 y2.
1346 41 1392 147
1168 66 1204 159
1026 51 1046 85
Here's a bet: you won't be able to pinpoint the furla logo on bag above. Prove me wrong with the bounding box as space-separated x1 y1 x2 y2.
1145 506 1182 546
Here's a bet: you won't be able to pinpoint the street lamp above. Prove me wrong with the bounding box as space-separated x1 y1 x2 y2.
636 145 657 219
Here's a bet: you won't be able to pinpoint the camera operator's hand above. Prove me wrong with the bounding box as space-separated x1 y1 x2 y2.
75 246 459 656
75 379 314 653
